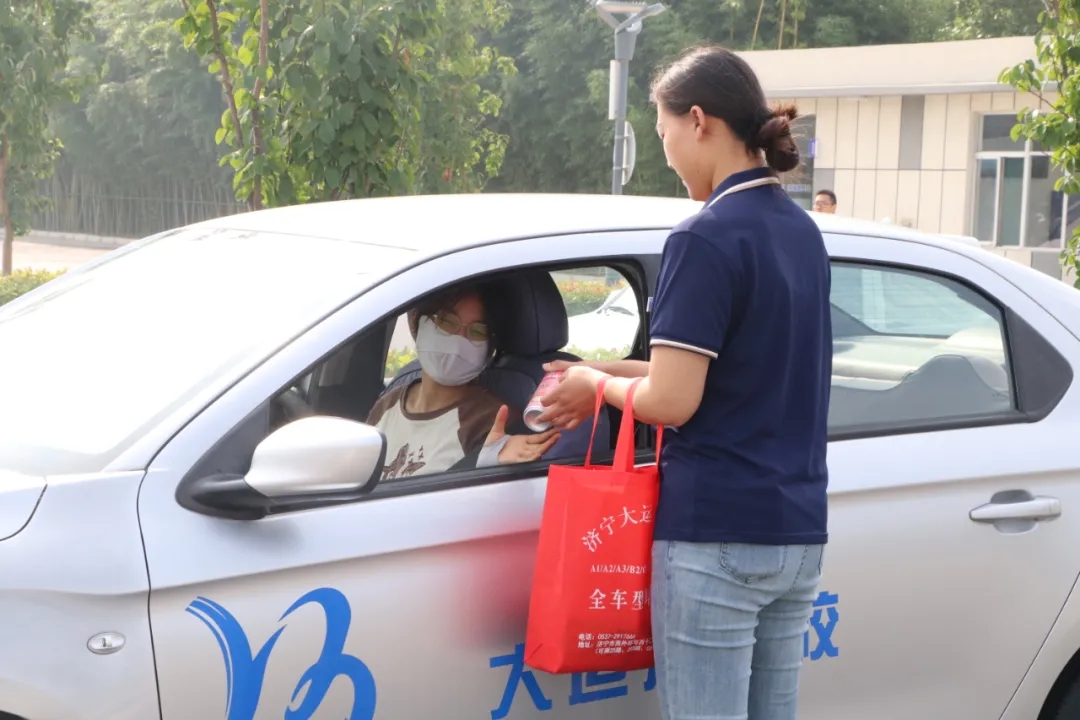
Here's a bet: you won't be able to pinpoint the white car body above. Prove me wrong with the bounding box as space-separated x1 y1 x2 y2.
0 194 1079 720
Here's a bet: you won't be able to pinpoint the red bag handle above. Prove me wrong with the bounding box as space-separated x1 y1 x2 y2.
584 376 609 468
612 379 643 472
584 376 664 470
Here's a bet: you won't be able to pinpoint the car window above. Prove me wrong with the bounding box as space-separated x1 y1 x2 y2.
831 263 999 336
264 264 639 488
554 268 639 361
384 266 639 379
829 261 1015 433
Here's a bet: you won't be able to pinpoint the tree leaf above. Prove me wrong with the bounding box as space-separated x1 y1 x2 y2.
315 16 335 43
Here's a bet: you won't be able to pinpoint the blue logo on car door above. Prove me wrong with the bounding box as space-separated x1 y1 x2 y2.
187 587 376 720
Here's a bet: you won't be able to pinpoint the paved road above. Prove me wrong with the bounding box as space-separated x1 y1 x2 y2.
12 239 110 272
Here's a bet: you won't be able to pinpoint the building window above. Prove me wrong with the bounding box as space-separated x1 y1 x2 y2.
973 114 1078 248
782 114 816 210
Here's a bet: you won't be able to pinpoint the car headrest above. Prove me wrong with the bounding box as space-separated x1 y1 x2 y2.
488 270 568 356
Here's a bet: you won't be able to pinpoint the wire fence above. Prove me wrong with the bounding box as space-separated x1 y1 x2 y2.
33 171 247 239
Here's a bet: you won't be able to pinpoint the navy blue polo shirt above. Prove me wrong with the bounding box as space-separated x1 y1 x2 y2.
650 166 831 545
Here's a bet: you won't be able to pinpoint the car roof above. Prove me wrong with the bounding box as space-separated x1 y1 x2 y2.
196 192 976 257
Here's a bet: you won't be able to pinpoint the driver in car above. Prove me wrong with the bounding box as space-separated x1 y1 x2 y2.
366 284 560 480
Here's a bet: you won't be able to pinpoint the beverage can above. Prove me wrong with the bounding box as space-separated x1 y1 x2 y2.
523 371 563 432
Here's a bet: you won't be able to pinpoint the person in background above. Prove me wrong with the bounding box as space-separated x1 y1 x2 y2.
538 44 831 720
813 189 837 213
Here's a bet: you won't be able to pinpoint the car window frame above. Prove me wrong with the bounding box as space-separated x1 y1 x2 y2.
826 255 1070 442
161 230 669 519
381 262 645 384
303 257 654 503
638 235 1071 446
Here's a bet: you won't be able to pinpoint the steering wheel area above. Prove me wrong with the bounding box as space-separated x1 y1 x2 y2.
270 384 315 429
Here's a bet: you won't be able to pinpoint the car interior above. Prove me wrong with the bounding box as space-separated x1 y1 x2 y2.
264 266 638 477
189 256 1020 502
380 269 613 462
827 298 1013 431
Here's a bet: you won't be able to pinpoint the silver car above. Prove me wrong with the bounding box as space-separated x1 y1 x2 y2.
2 193 1080 720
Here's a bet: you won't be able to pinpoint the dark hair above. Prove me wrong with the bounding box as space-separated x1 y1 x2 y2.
651 45 800 174
410 282 509 352
413 286 478 320
815 189 837 204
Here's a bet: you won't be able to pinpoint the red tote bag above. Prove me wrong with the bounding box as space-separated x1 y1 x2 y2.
524 378 662 674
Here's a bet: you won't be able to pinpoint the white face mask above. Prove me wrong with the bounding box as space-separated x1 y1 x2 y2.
415 315 490 387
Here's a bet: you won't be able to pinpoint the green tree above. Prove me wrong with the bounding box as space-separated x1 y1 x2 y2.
486 0 961 199
0 0 91 275
175 0 514 209
1000 0 1080 286
945 0 1046 38
49 0 233 234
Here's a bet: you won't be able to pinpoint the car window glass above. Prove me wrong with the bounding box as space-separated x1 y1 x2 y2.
0 227 401 476
278 265 640 487
383 266 639 379
553 268 639 361
829 262 1015 433
831 263 998 336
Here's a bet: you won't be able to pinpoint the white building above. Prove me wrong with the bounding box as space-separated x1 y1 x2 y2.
739 36 1072 281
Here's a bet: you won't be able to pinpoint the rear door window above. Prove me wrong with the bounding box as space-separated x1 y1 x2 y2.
829 262 1014 433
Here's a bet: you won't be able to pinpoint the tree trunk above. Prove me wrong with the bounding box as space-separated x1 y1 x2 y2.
0 134 12 276
778 0 787 49
249 0 270 211
750 0 767 49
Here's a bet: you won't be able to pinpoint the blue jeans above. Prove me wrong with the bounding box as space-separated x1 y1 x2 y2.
651 541 825 720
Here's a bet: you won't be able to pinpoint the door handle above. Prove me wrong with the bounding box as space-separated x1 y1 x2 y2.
970 495 1061 523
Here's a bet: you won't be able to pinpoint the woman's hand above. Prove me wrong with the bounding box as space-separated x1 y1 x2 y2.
537 365 608 430
544 358 648 379
484 405 560 464
543 359 583 373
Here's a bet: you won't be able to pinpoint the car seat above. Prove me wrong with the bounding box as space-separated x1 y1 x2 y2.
383 269 611 462
862 353 1012 425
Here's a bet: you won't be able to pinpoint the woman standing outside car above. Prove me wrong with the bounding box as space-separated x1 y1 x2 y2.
537 46 831 720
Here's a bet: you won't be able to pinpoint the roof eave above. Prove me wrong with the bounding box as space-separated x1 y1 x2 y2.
766 81 1059 99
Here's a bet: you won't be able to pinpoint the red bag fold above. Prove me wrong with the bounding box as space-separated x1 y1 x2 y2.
525 378 663 674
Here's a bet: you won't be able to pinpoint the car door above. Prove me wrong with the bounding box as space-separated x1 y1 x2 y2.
794 233 1080 720
139 230 669 720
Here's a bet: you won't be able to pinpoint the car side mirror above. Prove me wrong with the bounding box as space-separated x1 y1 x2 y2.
182 416 386 520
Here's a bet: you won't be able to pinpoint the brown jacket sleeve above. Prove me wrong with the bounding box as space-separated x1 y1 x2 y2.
455 387 505 454
367 385 405 425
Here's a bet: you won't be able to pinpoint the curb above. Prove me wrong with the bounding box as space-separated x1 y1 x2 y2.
19 230 134 250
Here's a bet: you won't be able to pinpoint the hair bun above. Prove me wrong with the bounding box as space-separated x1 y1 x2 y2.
755 104 800 173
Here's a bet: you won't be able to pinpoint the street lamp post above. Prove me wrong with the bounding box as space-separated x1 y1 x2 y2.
594 1 666 195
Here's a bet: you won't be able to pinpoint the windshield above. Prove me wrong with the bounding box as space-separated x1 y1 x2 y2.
0 226 411 476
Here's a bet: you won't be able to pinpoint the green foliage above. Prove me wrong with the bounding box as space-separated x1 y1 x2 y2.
51 0 230 196
0 268 66 306
0 0 93 273
1000 2 1080 285
174 0 515 207
36 0 1050 240
484 0 1008 198
556 278 625 316
385 347 417 377
945 0 1045 39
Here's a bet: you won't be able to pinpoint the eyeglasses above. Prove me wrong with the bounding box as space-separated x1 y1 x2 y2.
432 311 489 343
